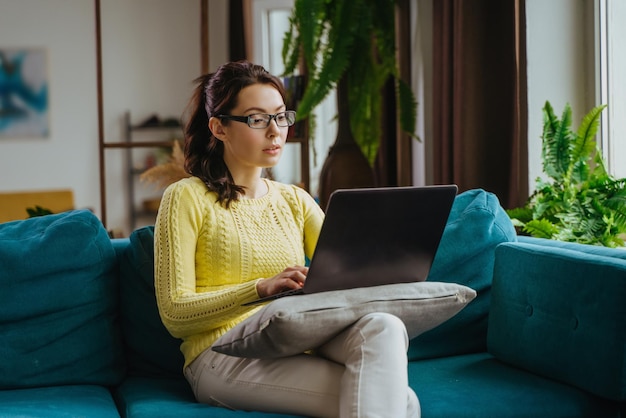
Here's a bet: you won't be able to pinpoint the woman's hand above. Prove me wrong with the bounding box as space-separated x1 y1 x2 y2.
256 266 308 298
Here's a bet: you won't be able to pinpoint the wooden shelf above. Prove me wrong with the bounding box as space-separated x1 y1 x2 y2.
100 111 182 233
103 140 176 149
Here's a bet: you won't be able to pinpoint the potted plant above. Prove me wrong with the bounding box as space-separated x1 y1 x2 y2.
282 0 418 207
507 101 626 247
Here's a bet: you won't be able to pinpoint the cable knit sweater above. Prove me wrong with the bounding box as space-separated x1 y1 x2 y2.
154 176 324 368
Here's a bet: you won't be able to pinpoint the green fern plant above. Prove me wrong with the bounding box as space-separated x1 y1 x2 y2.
282 0 418 165
507 101 626 247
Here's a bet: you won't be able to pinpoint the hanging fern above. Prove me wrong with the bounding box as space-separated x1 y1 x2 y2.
282 0 418 165
507 101 626 247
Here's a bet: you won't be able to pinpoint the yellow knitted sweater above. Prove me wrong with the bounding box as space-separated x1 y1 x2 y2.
154 176 324 368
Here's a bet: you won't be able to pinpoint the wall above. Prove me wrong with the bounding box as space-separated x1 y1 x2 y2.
0 0 204 235
602 0 626 179
0 0 99 214
99 0 201 234
207 0 229 71
525 0 595 189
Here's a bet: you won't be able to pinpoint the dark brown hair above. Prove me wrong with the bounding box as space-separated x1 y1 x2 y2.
183 61 286 206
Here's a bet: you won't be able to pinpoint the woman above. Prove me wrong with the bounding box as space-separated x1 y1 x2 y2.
154 60 419 417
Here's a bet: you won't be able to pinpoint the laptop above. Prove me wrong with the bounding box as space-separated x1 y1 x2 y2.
243 184 458 306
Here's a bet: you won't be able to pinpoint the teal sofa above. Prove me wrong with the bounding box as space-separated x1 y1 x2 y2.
1 189 626 417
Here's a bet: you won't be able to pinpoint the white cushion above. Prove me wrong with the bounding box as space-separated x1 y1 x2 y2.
212 282 477 358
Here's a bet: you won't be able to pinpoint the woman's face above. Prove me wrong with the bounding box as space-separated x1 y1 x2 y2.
212 83 288 174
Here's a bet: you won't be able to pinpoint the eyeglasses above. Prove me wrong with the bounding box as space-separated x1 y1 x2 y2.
218 111 296 129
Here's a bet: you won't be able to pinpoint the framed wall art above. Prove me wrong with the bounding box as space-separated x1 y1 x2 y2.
0 48 49 137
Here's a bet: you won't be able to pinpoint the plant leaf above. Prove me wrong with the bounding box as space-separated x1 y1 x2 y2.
296 0 360 118
398 78 419 140
567 104 606 182
524 219 559 239
542 101 575 182
281 14 300 76
605 185 626 228
541 101 560 179
506 207 533 223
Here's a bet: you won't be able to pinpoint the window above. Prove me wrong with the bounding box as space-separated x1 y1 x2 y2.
597 0 626 179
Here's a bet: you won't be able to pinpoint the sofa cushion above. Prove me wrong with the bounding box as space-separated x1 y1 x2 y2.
408 189 517 360
409 353 619 418
115 376 303 417
119 225 184 377
0 385 120 417
0 210 125 389
212 282 476 358
488 241 626 401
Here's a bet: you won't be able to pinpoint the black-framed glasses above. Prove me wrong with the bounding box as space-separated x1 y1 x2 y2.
218 111 296 129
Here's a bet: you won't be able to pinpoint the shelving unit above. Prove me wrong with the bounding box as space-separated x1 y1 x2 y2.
100 112 181 233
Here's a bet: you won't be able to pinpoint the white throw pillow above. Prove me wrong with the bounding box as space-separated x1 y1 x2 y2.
212 282 477 358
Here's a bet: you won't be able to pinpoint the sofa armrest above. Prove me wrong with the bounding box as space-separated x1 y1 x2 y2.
487 241 626 401
517 235 626 261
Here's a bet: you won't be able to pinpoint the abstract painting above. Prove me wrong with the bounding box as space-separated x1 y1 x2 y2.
0 48 49 137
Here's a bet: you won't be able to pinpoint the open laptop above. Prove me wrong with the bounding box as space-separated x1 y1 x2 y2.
243 184 458 306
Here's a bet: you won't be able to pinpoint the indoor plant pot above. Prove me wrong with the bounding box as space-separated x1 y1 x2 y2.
317 76 375 209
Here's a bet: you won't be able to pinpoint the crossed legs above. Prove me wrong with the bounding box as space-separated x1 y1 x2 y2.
185 313 420 417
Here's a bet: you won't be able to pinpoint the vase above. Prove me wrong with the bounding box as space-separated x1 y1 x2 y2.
318 77 375 210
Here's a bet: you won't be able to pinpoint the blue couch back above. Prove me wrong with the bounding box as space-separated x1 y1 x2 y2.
117 226 185 378
408 188 517 359
0 210 126 389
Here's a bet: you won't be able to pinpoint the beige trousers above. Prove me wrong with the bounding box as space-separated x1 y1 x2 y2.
184 312 420 418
